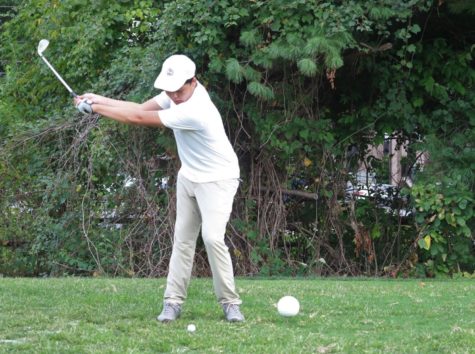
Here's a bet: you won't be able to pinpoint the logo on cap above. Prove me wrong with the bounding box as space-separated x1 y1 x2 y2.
166 68 174 76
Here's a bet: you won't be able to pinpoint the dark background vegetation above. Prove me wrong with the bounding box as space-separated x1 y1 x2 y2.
1 0 474 278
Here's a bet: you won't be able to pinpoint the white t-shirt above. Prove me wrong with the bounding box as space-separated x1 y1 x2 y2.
154 82 240 183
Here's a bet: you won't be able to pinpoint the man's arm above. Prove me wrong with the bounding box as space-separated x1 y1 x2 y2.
74 94 165 127
91 104 164 128
79 94 161 110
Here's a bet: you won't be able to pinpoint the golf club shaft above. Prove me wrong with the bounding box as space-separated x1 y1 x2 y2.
39 55 77 97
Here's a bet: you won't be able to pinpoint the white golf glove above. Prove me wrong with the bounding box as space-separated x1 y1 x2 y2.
76 98 93 114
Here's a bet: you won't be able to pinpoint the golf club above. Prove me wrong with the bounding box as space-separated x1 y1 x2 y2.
37 39 77 97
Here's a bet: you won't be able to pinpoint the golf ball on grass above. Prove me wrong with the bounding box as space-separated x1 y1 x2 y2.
277 296 300 317
187 324 196 332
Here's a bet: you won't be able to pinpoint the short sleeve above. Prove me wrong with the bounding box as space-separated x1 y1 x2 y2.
159 104 204 130
154 91 171 110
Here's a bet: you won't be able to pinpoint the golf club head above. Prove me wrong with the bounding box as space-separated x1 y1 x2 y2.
37 39 77 97
37 39 49 55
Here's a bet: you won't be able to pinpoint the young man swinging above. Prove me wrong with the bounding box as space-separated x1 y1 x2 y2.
75 54 244 322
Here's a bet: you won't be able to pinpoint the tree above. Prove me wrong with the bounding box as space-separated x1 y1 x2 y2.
1 0 473 277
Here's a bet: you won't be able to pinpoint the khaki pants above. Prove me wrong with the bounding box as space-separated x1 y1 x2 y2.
163 174 241 305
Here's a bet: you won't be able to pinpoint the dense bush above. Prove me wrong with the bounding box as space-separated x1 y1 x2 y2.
1 0 473 277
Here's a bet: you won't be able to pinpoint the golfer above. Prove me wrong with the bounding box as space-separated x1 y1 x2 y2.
74 54 244 322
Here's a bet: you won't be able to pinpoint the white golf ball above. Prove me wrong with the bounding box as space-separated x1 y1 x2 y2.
277 295 300 317
187 324 196 332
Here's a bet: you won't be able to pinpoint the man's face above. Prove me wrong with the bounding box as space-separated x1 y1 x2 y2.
166 78 196 105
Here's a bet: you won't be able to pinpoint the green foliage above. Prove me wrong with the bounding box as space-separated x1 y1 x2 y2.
240 29 260 48
297 58 319 77
247 81 274 101
413 176 474 275
368 8 475 276
446 0 475 14
1 0 474 277
0 0 170 276
225 58 245 84
411 117 475 275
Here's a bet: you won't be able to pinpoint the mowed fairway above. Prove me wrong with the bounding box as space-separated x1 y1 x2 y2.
0 277 474 353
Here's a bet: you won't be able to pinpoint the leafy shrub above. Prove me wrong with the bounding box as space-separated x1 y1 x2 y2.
1 0 474 277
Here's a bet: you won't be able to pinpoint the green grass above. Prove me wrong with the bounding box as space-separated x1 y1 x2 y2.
0 277 474 353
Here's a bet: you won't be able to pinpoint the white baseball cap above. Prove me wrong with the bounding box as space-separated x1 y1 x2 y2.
154 54 196 92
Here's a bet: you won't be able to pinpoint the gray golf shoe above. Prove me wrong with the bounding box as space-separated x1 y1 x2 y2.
157 302 182 323
222 303 245 322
